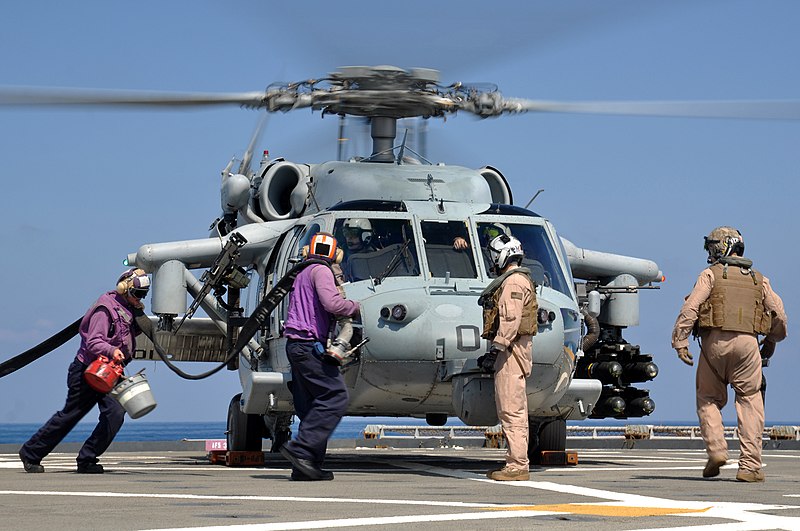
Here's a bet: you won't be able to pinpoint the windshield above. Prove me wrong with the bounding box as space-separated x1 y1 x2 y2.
476 222 571 296
333 217 420 282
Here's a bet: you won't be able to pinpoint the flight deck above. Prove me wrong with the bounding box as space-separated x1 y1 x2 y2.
1 441 799 531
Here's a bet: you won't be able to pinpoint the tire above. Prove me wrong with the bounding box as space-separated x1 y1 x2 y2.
527 418 567 463
226 393 263 452
538 418 567 452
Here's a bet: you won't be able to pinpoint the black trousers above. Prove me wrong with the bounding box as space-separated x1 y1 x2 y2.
20 357 125 466
283 339 349 464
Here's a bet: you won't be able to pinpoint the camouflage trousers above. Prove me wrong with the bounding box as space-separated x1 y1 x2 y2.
696 329 764 473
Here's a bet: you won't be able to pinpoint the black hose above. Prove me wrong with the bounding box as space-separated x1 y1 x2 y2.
581 308 601 352
132 258 326 380
0 317 82 378
134 311 237 380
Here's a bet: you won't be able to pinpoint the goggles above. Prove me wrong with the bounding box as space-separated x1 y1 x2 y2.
130 288 149 300
703 237 719 251
343 227 362 238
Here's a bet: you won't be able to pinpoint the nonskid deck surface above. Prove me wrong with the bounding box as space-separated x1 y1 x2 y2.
1 447 799 530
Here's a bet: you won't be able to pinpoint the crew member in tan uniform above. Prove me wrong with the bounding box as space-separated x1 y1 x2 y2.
672 226 787 482
478 233 537 481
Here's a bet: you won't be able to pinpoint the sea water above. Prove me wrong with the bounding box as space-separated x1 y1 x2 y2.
0 417 703 444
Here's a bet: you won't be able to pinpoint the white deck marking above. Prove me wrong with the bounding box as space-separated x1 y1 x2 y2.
142 510 563 531
3 450 799 530
0 490 506 509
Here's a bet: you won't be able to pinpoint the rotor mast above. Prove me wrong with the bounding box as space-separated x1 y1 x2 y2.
370 117 397 162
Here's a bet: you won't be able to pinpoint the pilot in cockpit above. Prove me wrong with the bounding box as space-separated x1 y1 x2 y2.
342 218 377 255
341 218 377 282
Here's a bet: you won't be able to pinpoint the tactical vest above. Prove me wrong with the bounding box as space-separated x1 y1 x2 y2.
479 268 537 340
697 260 771 335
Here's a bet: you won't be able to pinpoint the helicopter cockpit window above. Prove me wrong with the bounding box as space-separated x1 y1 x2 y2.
477 222 571 296
420 220 477 278
333 218 420 282
294 222 322 262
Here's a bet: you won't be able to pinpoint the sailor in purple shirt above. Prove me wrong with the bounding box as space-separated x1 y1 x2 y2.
279 232 360 481
19 269 149 474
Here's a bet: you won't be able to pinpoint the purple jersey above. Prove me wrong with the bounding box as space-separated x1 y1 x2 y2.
284 263 359 342
76 291 139 364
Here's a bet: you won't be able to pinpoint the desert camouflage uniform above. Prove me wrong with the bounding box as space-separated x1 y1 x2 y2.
491 270 535 471
672 264 787 474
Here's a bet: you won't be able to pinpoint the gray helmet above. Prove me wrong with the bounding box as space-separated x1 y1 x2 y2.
704 226 744 263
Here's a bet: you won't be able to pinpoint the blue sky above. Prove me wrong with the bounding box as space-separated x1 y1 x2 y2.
0 0 797 426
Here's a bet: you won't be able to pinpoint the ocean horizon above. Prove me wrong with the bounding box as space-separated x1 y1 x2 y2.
2 417 791 445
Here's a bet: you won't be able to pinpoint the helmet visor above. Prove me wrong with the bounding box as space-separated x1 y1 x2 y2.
343 227 362 239
483 226 503 241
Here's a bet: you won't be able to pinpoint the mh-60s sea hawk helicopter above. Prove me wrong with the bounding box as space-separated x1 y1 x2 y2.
2 65 688 456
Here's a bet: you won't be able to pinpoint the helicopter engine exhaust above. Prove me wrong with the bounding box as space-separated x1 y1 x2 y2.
479 166 513 205
257 161 309 221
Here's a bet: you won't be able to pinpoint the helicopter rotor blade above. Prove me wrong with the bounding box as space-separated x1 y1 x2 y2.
238 113 269 175
0 86 270 108
499 97 800 121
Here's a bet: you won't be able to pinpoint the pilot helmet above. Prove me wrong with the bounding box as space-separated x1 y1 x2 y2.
343 218 373 246
703 226 744 263
487 234 524 272
307 232 339 262
116 268 150 300
480 222 509 245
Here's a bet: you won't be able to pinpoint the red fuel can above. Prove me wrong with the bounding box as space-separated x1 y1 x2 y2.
84 356 124 393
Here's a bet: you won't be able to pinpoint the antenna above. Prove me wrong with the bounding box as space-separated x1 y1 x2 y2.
524 189 545 209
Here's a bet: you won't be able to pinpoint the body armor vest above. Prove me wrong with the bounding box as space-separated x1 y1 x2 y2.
697 260 771 335
479 268 537 340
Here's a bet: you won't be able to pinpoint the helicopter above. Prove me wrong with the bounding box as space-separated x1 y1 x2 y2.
3 64 798 457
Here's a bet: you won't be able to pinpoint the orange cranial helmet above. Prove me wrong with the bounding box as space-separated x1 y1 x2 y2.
308 232 339 262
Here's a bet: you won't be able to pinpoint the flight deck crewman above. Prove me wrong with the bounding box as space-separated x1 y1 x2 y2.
19 268 149 474
478 233 537 481
672 226 787 483
279 232 360 481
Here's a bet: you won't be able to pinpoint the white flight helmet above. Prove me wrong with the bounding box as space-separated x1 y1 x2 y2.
487 234 524 272
343 218 373 245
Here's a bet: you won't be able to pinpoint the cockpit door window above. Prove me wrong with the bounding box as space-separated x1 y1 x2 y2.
333 217 420 282
476 222 571 296
420 220 478 279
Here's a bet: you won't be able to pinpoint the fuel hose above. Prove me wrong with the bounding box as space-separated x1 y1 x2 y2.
133 259 325 380
0 317 82 378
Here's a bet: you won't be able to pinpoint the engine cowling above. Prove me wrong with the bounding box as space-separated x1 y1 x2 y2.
257 160 309 220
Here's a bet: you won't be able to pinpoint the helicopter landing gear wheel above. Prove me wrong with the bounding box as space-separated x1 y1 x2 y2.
264 412 293 452
527 418 567 464
226 393 263 452
271 428 291 452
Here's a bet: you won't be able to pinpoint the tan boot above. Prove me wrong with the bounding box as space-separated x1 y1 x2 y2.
486 466 504 479
736 469 765 483
489 467 530 481
702 456 727 478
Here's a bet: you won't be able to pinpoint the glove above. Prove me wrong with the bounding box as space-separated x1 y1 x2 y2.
760 339 776 360
477 348 500 373
676 347 694 366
